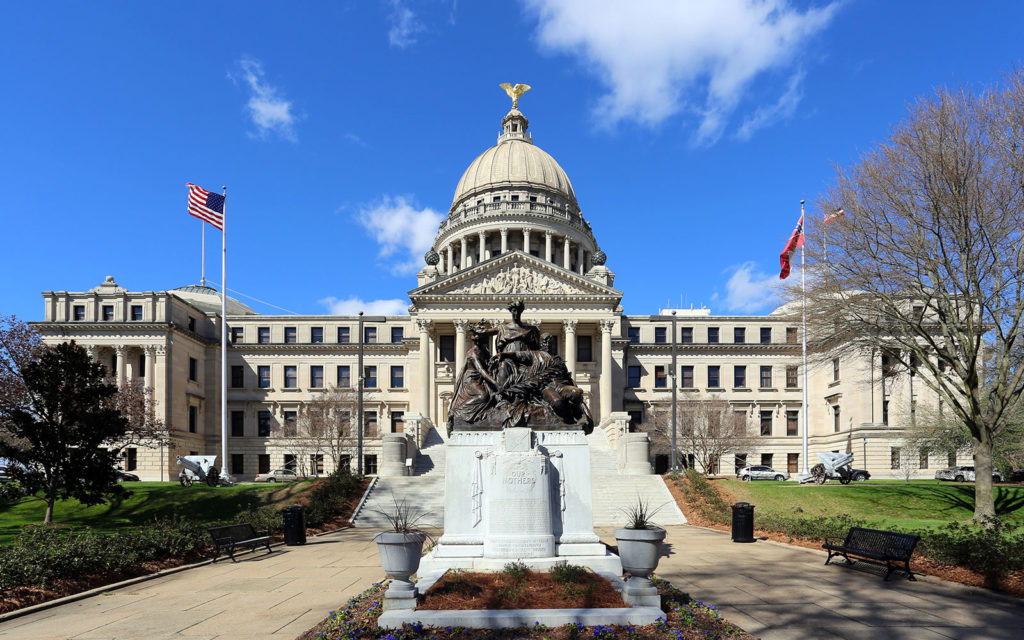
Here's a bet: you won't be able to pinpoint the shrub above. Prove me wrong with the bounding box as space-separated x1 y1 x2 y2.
0 481 26 503
0 517 209 588
305 467 361 527
915 517 1024 579
236 504 283 535
755 512 868 542
675 468 730 524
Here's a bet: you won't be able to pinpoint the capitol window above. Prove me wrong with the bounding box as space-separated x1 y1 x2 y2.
707 365 721 388
680 365 694 388
189 357 198 382
760 366 772 388
73 305 85 321
439 335 455 362
231 327 243 344
311 327 323 343
707 327 719 343
338 327 350 343
734 327 745 343
680 327 693 344
337 365 351 388
655 327 666 343
364 327 377 344
577 335 592 362
231 411 244 437
284 327 297 343
734 365 746 388
188 406 197 433
258 327 270 344
364 365 377 388
760 327 771 344
627 366 642 388
654 365 667 388
258 412 272 437
391 366 404 388
230 365 244 388
102 305 114 321
628 327 639 344
131 305 143 321
391 327 404 343
258 365 271 388
284 366 297 388
310 365 324 389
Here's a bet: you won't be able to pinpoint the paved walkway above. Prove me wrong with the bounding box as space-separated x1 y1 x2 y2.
2 525 1022 640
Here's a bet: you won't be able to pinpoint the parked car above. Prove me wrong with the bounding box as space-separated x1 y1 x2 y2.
254 468 299 483
848 469 871 482
935 466 1003 482
0 466 13 483
1009 469 1024 483
738 466 790 481
116 470 140 482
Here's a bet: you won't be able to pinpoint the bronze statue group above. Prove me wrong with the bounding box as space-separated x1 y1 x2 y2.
447 301 594 434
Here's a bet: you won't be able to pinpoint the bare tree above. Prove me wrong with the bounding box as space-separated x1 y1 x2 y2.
296 385 363 472
796 69 1024 520
107 379 170 450
646 394 755 474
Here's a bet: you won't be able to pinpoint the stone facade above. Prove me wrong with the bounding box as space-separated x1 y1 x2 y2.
31 103 958 481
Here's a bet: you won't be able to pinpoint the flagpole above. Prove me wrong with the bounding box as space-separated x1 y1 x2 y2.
200 220 206 287
800 199 809 474
220 186 228 481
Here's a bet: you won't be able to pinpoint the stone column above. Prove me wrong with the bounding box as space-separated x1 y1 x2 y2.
116 345 127 387
523 227 532 256
454 320 468 377
577 245 585 274
447 245 454 275
460 237 468 270
564 319 578 379
478 231 486 263
599 319 614 420
585 251 592 273
500 227 508 254
563 236 571 270
144 345 155 392
544 230 553 262
416 319 433 419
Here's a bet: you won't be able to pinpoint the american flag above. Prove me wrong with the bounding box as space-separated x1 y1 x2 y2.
186 182 225 230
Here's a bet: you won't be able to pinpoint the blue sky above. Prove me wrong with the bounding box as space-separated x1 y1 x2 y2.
2 1 1022 321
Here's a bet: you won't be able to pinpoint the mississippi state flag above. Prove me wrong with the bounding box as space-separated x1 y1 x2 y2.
186 182 225 230
779 213 804 279
824 207 845 224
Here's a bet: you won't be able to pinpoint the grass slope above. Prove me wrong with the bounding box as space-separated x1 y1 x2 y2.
723 478 1024 530
0 480 313 544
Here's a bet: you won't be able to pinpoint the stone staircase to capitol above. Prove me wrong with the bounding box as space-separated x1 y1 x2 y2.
351 425 686 528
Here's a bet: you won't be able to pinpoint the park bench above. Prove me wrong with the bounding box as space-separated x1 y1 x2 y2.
823 526 919 581
208 523 273 563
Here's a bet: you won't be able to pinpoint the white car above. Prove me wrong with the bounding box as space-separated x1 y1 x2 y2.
935 466 1003 483
254 468 299 483
738 465 790 481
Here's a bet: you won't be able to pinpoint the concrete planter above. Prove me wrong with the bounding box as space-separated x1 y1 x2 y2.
374 531 427 610
613 527 666 606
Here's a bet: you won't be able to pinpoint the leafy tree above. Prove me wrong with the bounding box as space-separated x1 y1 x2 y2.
0 340 128 523
800 69 1024 520
0 314 41 438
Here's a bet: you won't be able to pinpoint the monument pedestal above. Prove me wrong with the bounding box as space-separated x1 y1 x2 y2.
419 428 621 576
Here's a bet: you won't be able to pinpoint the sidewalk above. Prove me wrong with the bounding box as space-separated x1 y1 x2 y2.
2 525 1022 640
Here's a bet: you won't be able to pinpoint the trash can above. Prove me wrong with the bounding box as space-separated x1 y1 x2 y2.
731 502 755 543
282 505 307 546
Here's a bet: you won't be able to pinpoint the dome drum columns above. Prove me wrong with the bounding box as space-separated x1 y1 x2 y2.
433 228 597 276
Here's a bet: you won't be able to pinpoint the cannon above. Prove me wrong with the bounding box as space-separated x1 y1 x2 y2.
176 455 224 487
806 452 855 485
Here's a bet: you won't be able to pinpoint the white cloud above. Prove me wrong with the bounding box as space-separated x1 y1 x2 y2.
357 195 444 274
387 0 425 48
318 296 409 316
235 58 297 141
523 0 837 144
722 262 783 312
735 70 805 141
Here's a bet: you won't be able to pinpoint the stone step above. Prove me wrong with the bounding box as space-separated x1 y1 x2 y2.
351 475 446 528
589 475 686 527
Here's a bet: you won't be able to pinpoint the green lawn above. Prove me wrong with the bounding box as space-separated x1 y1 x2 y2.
721 478 1024 530
0 481 314 544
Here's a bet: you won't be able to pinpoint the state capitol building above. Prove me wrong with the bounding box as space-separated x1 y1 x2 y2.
33 99 950 482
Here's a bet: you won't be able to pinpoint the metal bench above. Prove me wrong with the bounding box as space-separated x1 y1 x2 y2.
208 523 273 563
823 526 920 581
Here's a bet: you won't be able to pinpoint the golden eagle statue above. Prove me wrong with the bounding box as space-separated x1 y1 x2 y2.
499 83 532 109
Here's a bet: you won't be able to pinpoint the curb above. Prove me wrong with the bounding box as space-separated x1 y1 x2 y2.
0 524 353 623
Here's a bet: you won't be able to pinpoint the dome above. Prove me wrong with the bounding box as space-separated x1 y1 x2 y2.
170 284 258 316
449 108 577 212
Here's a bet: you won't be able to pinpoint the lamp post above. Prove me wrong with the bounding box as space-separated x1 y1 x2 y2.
357 311 387 476
670 310 678 472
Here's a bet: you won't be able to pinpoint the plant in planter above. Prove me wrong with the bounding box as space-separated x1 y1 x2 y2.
373 494 433 611
614 496 667 607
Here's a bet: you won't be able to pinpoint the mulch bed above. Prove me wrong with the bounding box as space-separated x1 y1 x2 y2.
417 568 625 610
297 577 756 640
664 475 1024 599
